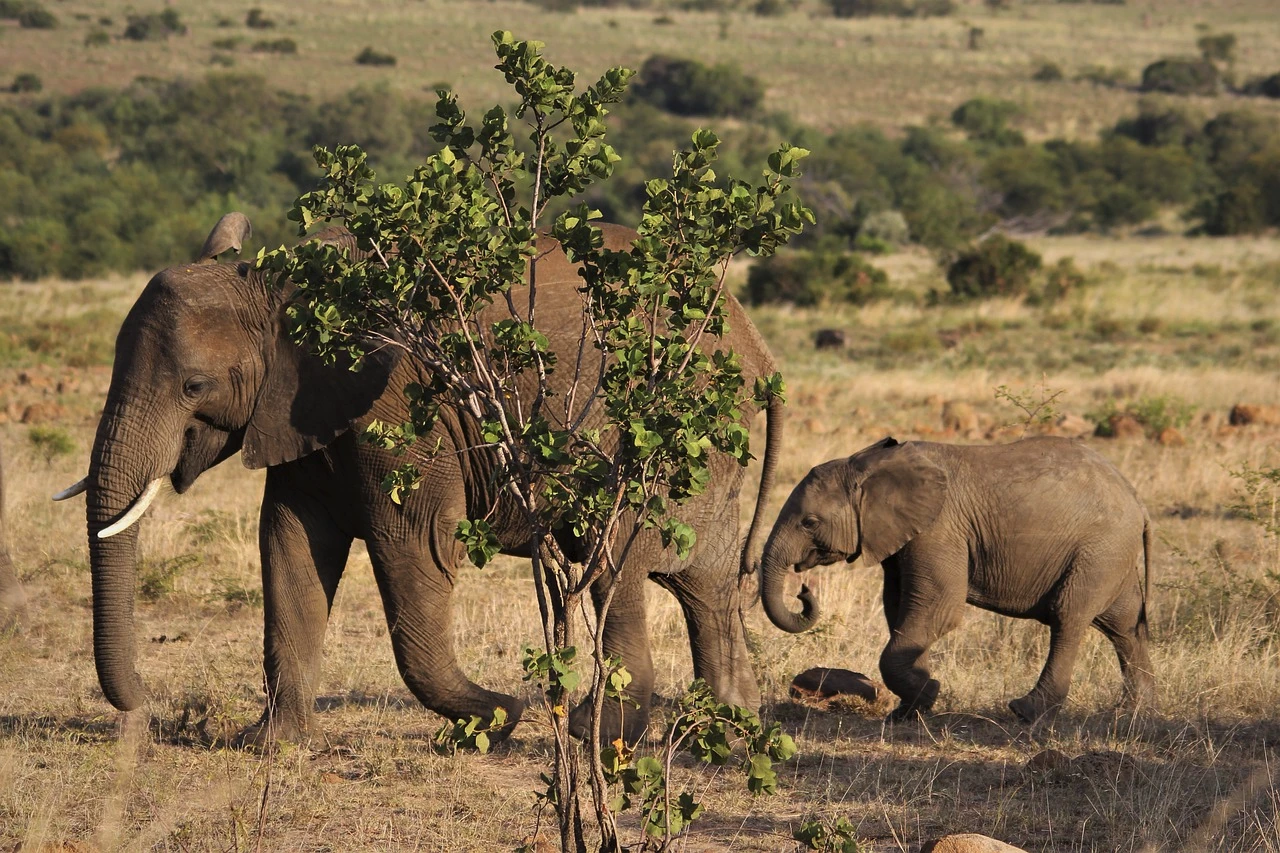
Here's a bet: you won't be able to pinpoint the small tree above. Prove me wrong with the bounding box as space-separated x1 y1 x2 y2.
946 234 1042 301
260 33 807 852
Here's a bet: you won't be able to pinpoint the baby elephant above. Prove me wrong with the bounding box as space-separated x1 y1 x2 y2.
761 435 1154 723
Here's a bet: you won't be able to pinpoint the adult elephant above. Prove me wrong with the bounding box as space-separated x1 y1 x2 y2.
0 447 25 629
56 213 783 746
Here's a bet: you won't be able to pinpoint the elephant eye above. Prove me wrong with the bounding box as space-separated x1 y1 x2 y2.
183 377 212 398
801 515 819 530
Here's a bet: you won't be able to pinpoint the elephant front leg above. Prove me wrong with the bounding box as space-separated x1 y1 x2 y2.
236 482 350 750
368 537 524 742
880 564 962 722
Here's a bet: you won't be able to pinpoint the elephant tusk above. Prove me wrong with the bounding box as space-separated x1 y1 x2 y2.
98 479 165 539
52 478 88 501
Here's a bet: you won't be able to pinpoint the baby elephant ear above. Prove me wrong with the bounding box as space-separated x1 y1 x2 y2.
856 442 948 566
196 212 252 264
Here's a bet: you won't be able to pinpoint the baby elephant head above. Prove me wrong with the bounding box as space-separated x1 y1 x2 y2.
760 437 948 633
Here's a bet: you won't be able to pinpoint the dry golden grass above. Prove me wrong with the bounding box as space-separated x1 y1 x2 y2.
3 234 1280 850
6 0 1280 138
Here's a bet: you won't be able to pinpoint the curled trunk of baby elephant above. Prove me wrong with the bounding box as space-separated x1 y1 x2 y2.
760 547 820 633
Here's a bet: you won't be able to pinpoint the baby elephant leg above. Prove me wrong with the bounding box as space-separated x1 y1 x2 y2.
1093 581 1155 710
880 582 963 722
1010 618 1088 723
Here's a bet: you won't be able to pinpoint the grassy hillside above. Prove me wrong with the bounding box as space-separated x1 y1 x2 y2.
4 0 1280 136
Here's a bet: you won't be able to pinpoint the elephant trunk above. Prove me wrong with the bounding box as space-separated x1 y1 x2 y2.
760 538 820 633
86 399 174 712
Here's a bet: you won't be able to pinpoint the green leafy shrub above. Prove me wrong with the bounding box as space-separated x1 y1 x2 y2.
795 816 866 851
946 235 1042 301
28 426 74 464
17 4 55 28
9 72 42 93
0 1 27 17
828 0 951 17
211 36 241 50
1141 57 1220 95
1242 73 1280 99
245 8 274 28
84 28 110 47
1198 33 1236 64
122 9 186 40
951 97 1023 145
1037 256 1086 302
1033 62 1064 82
1202 182 1266 235
1088 395 1195 438
631 55 763 117
252 38 297 54
745 249 890 306
354 46 396 66
752 0 790 15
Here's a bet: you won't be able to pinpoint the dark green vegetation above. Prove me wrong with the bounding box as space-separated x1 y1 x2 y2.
4 66 1280 282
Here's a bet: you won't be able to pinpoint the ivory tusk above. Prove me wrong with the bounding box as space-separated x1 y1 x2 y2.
52 478 88 501
98 479 164 539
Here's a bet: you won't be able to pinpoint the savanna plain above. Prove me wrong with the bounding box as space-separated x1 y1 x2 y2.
4 0 1280 850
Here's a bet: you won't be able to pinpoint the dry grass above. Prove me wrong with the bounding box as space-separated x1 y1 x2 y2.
6 0 1280 138
2 235 1280 850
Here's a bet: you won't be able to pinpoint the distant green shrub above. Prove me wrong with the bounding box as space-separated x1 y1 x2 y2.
0 0 27 18
1033 62 1063 82
1076 65 1129 87
1202 183 1265 235
84 28 110 47
211 36 241 50
946 235 1042 301
1038 256 1085 302
17 4 55 28
252 38 297 54
9 72 42 93
122 9 186 41
1089 395 1195 438
752 0 789 15
858 209 910 246
355 46 397 66
210 53 236 67
951 97 1023 144
829 0 952 16
1197 33 1236 64
1241 73 1280 99
745 249 891 307
1141 57 1220 96
245 8 274 28
28 426 74 464
631 55 763 117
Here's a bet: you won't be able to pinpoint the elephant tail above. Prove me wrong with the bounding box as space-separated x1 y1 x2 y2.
1140 510 1152 630
740 392 784 587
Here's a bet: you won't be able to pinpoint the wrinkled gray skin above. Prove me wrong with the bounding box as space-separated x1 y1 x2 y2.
80 215 781 747
0 448 25 629
761 436 1154 723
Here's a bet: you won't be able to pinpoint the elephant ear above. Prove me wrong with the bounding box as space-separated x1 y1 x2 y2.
241 324 400 469
855 440 948 566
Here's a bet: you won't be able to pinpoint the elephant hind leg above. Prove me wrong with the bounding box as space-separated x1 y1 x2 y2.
1010 618 1087 723
1093 584 1155 710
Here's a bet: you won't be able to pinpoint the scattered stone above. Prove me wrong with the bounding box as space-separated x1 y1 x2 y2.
1052 413 1093 438
942 401 979 433
790 667 880 705
922 834 1028 853
1024 748 1071 781
813 328 847 350
1229 403 1280 426
1099 413 1144 440
1157 427 1185 447
20 402 68 424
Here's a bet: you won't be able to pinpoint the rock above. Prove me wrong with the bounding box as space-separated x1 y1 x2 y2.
1229 403 1280 426
1157 427 1185 447
813 328 847 350
20 402 68 424
790 667 880 704
922 834 1028 853
942 401 979 433
1099 414 1144 440
1024 748 1071 781
1052 413 1093 438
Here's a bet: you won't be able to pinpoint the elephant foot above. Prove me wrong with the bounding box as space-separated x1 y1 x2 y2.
229 711 309 753
885 678 940 723
1009 694 1062 724
568 697 649 747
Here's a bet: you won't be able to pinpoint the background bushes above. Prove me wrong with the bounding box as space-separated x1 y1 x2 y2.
1141 58 1220 96
946 236 1042 301
630 55 763 117
745 246 890 306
